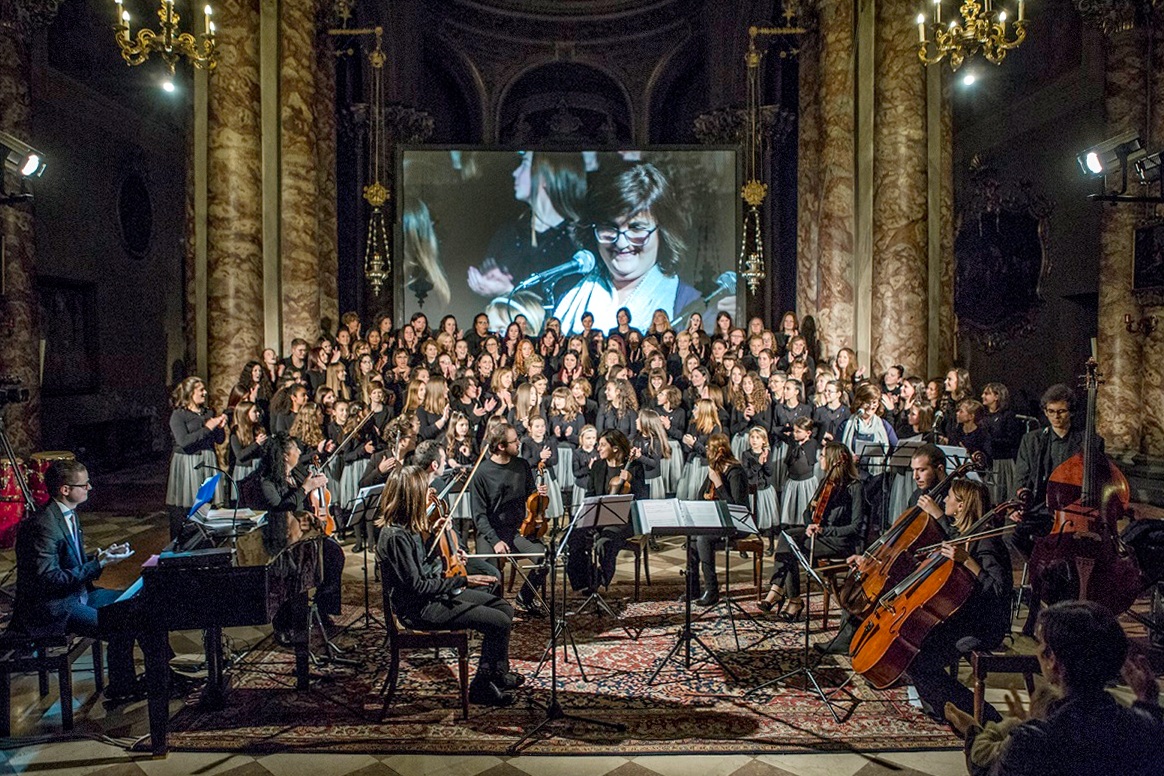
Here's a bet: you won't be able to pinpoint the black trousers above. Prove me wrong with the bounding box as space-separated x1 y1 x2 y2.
692 530 743 594
905 619 1003 723
68 588 166 690
769 526 855 597
503 533 548 603
408 588 514 677
565 523 633 591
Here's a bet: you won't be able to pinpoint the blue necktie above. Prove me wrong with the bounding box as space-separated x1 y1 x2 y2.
64 510 81 559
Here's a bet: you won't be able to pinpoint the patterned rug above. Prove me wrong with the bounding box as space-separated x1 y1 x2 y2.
165 583 962 756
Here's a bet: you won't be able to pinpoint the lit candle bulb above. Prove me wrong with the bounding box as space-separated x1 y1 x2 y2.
917 13 927 43
121 9 130 36
1018 0 1024 21
114 0 123 27
204 5 213 36
999 10 1007 32
933 0 941 25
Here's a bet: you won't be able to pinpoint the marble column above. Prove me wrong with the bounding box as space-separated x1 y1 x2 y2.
870 0 928 378
314 17 339 332
796 0 855 360
937 75 956 371
1140 22 1164 458
279 0 321 346
1095 27 1146 453
0 9 45 452
206 0 264 410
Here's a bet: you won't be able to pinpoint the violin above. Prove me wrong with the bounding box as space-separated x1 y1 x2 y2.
519 461 550 539
808 458 844 526
1028 358 1142 616
837 452 986 619
849 499 1024 689
307 459 336 536
609 447 641 495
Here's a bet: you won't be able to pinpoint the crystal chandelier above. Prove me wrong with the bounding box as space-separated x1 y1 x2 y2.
113 0 217 87
918 1 1028 71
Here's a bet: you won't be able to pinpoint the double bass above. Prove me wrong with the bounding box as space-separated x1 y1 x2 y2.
1027 358 1142 616
850 499 1024 689
837 453 985 618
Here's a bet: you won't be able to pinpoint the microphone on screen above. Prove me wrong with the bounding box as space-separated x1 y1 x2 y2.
512 250 597 291
672 271 738 329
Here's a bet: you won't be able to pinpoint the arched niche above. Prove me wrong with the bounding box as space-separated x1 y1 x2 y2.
497 62 633 146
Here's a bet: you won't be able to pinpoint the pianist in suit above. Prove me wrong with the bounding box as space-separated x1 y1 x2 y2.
11 459 157 700
376 465 522 707
254 433 346 632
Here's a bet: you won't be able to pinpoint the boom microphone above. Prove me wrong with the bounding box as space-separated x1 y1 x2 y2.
513 249 597 291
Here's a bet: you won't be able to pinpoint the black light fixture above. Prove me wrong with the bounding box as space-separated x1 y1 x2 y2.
1078 130 1164 204
0 130 46 179
1077 130 1143 178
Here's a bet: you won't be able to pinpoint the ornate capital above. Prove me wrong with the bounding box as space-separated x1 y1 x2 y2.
1074 0 1162 34
692 105 795 147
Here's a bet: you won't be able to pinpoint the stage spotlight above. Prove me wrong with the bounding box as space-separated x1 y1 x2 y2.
0 130 46 178
1077 130 1143 177
1134 151 1161 185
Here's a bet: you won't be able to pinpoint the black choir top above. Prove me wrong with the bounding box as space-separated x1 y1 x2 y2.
170 407 225 455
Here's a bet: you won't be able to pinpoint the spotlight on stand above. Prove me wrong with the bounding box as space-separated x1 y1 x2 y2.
1078 130 1164 204
0 130 46 179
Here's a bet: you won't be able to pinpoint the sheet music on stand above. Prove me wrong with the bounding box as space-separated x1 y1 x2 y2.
938 445 984 482
632 499 735 537
889 439 927 471
726 504 758 535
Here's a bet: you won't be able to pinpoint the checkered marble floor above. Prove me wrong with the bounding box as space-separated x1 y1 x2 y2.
0 497 1100 776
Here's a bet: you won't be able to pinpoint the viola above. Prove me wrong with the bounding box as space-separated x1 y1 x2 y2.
519 461 550 540
426 487 466 579
1028 358 1142 616
837 452 985 619
849 500 1023 689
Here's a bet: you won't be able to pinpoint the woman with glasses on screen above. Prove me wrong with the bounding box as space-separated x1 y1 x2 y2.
552 160 717 336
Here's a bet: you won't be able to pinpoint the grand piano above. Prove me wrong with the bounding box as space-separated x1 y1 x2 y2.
99 515 323 755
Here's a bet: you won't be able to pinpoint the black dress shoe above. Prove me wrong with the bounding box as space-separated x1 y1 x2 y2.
814 637 850 656
104 675 147 702
469 679 515 707
351 539 365 554
695 590 720 607
497 671 526 690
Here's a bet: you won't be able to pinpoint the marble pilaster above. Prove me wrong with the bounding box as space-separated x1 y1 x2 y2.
206 0 264 411
796 0 855 360
314 17 339 331
0 14 41 451
870 0 928 378
1141 22 1164 457
937 75 956 371
1095 27 1146 453
279 0 321 345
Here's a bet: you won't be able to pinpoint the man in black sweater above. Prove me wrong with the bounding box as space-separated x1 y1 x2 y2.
470 423 549 615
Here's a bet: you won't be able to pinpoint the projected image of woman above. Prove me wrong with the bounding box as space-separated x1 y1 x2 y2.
403 196 451 307
466 151 586 300
553 160 706 335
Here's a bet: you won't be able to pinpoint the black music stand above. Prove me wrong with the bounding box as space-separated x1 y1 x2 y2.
570 494 634 626
344 484 385 630
746 530 847 722
508 519 625 754
640 499 739 685
706 505 769 651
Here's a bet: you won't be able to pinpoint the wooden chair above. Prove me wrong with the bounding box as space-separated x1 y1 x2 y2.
968 646 1040 724
725 534 765 600
618 535 651 601
814 559 847 631
0 633 104 737
377 570 470 720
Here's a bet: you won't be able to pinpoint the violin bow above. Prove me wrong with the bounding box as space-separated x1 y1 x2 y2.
320 407 377 470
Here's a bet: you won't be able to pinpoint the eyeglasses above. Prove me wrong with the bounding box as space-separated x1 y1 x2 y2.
1044 408 1070 416
68 482 92 490
593 224 659 246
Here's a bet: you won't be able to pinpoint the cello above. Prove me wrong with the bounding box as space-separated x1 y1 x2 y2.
1027 358 1142 616
837 452 985 619
850 498 1024 689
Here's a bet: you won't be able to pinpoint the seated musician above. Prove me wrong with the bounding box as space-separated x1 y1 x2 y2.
359 415 418 490
470 422 550 616
254 433 346 634
412 439 502 591
907 443 948 524
11 460 163 701
376 465 522 708
760 442 865 622
565 429 646 594
905 478 1013 723
691 432 749 607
